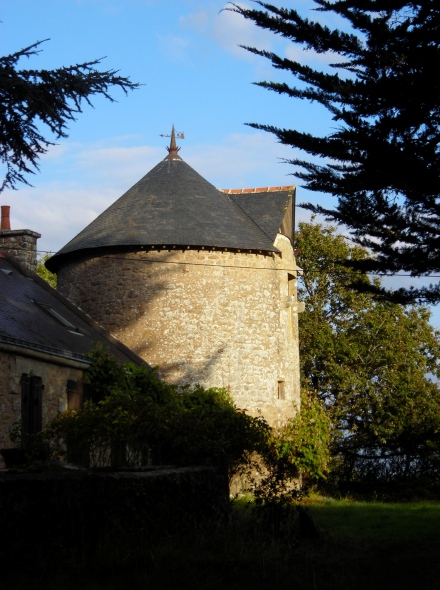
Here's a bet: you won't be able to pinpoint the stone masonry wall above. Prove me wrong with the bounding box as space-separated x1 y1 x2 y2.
0 229 40 272
0 350 84 466
57 235 301 426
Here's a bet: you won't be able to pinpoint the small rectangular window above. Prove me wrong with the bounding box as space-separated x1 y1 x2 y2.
288 274 296 297
67 380 80 410
67 380 91 410
66 381 91 467
278 380 285 400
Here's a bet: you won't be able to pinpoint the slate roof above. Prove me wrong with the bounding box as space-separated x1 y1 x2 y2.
223 188 295 245
47 151 294 272
0 254 145 366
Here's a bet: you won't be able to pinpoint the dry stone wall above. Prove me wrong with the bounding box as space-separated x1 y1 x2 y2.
57 235 301 426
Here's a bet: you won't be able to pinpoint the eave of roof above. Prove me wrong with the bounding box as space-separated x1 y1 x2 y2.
0 335 91 366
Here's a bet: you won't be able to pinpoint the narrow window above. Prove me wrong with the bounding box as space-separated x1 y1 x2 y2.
67 380 80 410
288 273 296 297
21 374 43 438
278 380 285 400
66 381 91 467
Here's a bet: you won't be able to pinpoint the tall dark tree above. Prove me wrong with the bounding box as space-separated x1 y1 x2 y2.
0 40 139 192
229 1 440 303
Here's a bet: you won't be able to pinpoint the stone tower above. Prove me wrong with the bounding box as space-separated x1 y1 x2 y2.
47 129 303 425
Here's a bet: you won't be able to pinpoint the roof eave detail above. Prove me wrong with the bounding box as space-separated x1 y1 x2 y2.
47 243 280 270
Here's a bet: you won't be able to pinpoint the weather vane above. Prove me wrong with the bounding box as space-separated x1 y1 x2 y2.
161 125 184 159
160 129 185 140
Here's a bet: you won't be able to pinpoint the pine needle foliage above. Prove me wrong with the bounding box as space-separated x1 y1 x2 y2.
0 40 139 192
228 0 440 303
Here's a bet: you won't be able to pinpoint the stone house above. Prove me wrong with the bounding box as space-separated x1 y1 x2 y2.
46 129 303 426
0 217 144 465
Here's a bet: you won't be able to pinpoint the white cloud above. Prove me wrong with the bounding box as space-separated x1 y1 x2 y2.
40 143 72 161
9 183 117 254
74 145 163 184
177 2 276 61
185 131 297 188
179 9 210 33
212 3 274 59
157 33 192 61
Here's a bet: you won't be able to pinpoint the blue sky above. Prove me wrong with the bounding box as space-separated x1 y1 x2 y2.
1 0 332 252
1 0 439 325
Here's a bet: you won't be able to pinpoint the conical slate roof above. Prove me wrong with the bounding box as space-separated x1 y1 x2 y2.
47 139 294 272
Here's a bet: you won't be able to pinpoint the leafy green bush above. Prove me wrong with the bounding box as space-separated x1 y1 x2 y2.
44 346 271 478
44 345 333 508
35 253 57 288
249 390 331 529
271 390 331 481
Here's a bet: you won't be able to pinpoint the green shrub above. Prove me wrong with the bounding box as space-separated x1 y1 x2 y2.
44 346 333 505
44 346 270 477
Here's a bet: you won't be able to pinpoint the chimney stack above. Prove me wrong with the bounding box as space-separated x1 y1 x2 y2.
1 206 11 230
0 206 41 272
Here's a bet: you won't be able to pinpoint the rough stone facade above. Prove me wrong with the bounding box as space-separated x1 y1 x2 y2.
57 234 302 426
0 349 85 467
0 229 40 272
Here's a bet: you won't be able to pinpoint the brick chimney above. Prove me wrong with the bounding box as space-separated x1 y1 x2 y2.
0 206 41 272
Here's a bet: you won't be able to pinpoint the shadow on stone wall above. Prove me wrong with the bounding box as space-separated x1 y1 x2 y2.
158 342 228 388
102 250 228 389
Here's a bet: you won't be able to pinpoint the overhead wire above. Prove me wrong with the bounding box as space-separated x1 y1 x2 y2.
33 249 440 278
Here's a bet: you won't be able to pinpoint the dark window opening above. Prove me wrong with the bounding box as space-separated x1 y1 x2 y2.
21 374 43 438
66 380 91 467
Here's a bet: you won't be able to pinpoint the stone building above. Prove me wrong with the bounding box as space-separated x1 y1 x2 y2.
0 212 144 463
47 130 303 425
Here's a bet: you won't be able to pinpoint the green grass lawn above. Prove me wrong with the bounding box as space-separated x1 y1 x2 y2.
5 498 440 590
307 500 440 590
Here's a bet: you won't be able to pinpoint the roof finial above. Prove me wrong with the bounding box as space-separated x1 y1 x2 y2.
161 125 184 160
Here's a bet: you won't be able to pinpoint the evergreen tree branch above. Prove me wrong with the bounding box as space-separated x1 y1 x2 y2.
227 0 440 302
0 40 140 192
